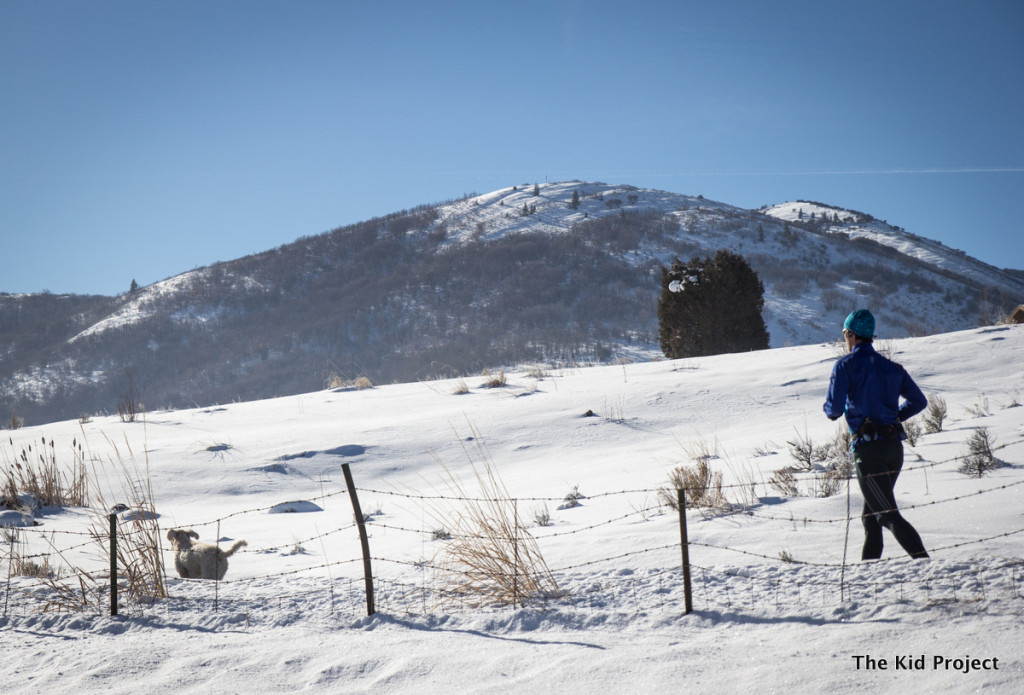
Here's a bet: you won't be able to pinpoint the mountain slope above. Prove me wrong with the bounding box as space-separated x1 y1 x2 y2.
763 200 1023 292
2 181 1021 426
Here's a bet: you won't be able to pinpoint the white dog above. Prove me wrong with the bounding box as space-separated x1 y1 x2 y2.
166 528 247 580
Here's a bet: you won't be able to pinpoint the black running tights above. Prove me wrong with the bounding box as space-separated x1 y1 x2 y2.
853 439 929 560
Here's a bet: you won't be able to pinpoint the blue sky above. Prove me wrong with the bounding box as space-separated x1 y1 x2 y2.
2 0 1022 296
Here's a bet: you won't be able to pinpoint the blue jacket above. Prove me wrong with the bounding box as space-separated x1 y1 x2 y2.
824 342 927 435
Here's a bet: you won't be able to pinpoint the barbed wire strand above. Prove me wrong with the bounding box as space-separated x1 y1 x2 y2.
3 433 1021 618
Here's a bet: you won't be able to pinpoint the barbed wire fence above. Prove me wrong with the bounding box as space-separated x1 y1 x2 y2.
2 436 1022 623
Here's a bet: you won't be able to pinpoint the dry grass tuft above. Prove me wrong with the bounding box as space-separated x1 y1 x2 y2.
659 436 766 511
480 368 507 388
526 365 548 379
30 431 168 613
423 429 562 608
659 458 728 511
327 374 373 390
903 419 922 446
770 426 851 498
812 468 844 498
922 394 947 433
3 527 58 579
89 435 168 606
958 426 1000 478
2 436 89 511
768 467 799 497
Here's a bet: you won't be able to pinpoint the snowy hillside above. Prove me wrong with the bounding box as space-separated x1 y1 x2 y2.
764 200 1024 292
2 325 1023 692
434 181 721 242
68 271 210 343
58 182 1024 350
3 181 1022 428
426 182 1024 345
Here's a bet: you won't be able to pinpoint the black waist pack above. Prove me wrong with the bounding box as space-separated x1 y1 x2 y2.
859 420 903 441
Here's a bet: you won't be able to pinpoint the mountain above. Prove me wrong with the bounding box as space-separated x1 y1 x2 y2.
2 181 1022 426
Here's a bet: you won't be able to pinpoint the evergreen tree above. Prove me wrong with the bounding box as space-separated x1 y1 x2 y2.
569 190 580 210
658 250 769 359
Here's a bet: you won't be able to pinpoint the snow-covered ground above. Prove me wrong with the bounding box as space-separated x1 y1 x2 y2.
2 325 1023 693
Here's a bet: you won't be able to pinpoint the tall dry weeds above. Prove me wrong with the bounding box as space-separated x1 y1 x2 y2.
422 429 562 608
923 394 947 433
87 432 167 606
659 458 728 511
30 429 167 613
2 436 88 510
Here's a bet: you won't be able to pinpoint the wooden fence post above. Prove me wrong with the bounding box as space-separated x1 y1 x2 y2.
512 498 519 609
677 489 693 615
109 512 118 616
342 463 375 616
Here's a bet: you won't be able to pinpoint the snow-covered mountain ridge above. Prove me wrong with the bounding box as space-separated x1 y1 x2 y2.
2 181 1021 426
763 199 1022 292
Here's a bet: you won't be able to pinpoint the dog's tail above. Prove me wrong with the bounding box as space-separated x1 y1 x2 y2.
223 540 247 557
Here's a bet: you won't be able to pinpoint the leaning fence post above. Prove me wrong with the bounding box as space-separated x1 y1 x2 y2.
341 463 375 616
512 498 520 609
677 489 693 615
4 531 14 616
109 511 118 616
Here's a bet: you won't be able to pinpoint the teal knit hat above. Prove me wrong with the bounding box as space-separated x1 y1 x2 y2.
843 309 875 338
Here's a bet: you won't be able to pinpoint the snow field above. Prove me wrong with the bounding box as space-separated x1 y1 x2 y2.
2 324 1023 693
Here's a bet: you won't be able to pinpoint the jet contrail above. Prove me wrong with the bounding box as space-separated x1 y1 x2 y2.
694 167 1024 176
